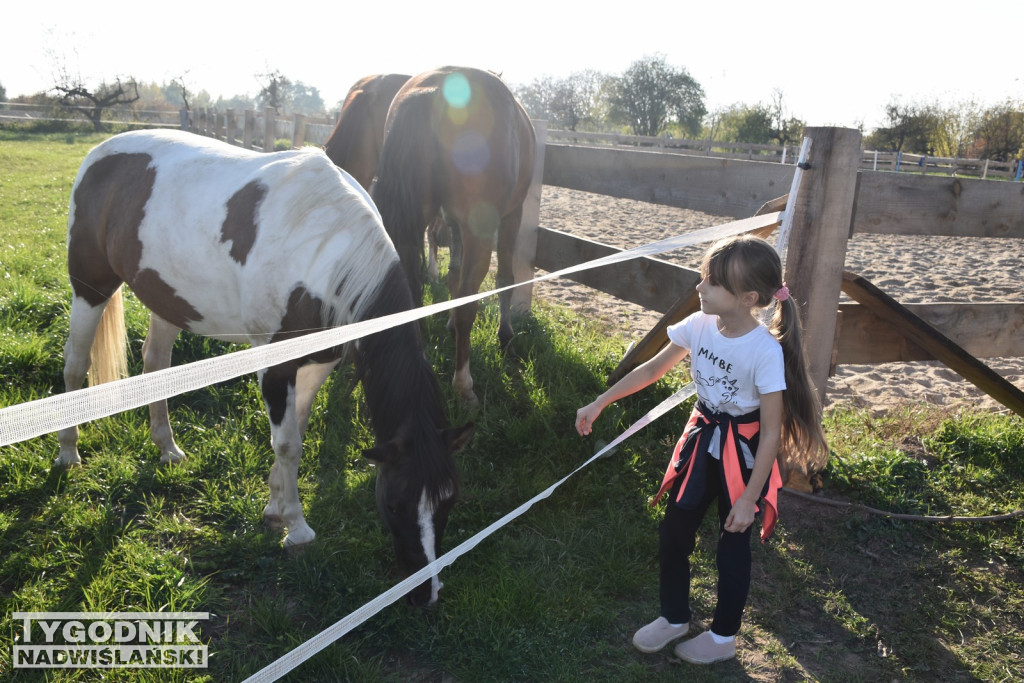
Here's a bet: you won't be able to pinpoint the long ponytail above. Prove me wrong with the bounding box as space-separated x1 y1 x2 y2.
768 296 829 476
702 235 829 477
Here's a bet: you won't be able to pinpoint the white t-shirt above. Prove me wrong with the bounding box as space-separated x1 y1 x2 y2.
667 311 786 416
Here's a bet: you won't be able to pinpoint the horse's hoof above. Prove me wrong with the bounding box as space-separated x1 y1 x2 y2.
159 451 187 465
53 454 82 469
283 526 316 551
498 327 514 350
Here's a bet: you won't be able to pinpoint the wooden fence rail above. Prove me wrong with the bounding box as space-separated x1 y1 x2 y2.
544 128 1023 181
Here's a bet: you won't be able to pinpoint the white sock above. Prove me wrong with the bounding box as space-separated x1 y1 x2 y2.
710 630 735 644
668 622 685 628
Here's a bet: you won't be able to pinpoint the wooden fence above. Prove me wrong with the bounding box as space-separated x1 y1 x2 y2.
544 129 1024 181
523 126 1024 413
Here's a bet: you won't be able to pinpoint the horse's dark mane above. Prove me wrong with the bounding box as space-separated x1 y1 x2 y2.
370 93 439 304
354 263 457 505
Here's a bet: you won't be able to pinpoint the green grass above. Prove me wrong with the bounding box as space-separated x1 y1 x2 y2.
1 130 1023 682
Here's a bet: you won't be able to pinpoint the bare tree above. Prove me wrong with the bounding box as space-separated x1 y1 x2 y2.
768 89 806 147
46 42 139 132
53 78 140 132
256 70 292 114
170 75 193 112
607 54 706 137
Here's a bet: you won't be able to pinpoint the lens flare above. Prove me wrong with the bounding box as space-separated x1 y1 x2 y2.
451 131 490 175
442 73 472 109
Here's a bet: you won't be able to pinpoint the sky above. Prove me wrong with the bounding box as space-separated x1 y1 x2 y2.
2 1 1021 131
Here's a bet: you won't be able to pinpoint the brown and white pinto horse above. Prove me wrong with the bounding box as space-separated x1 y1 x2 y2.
371 66 536 407
57 129 473 606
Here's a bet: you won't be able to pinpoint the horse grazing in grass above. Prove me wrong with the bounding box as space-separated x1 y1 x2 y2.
57 129 473 606
371 66 536 408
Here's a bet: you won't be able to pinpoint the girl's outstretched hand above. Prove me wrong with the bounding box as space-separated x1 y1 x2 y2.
575 402 603 436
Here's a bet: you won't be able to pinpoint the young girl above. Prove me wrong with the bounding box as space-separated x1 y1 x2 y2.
575 235 828 665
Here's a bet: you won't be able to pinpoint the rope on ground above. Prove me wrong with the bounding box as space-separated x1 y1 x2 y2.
781 487 1024 523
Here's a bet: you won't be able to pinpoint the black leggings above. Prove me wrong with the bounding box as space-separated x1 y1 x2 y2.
658 452 752 636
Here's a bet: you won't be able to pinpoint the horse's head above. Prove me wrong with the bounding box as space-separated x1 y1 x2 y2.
363 420 474 607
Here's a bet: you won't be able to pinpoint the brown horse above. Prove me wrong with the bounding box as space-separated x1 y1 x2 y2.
324 73 449 281
323 73 411 191
371 66 536 407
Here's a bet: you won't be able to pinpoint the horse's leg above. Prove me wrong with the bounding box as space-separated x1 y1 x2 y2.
56 298 108 466
449 229 493 408
294 359 340 440
260 363 316 548
426 217 441 283
445 220 464 333
495 205 524 350
141 313 185 464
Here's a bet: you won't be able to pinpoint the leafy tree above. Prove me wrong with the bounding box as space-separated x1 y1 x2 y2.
289 81 326 116
927 99 981 158
607 54 706 137
550 70 605 131
215 93 257 112
864 100 935 153
973 99 1024 161
514 76 557 121
0 82 7 104
704 104 772 143
514 72 606 130
735 104 774 143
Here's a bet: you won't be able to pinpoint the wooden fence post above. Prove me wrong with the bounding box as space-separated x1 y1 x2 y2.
243 110 255 150
783 126 862 406
511 119 548 313
179 108 189 131
263 107 276 152
292 113 307 148
226 109 237 145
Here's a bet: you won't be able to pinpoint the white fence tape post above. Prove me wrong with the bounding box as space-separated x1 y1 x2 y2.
775 136 812 264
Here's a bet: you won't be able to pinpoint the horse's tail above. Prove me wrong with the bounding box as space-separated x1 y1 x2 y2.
372 92 437 303
87 287 129 386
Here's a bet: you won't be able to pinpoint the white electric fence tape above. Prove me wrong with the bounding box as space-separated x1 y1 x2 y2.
240 382 697 683
0 211 779 447
775 136 812 261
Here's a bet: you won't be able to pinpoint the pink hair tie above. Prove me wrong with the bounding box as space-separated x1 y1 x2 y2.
773 284 790 302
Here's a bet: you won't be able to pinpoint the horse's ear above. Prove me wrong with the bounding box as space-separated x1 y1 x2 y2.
443 422 475 452
363 440 400 465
